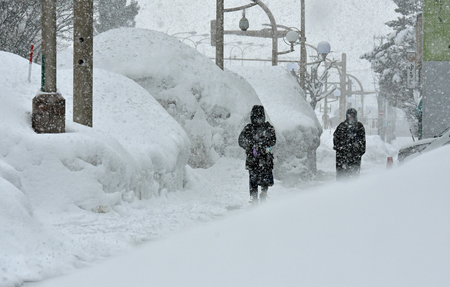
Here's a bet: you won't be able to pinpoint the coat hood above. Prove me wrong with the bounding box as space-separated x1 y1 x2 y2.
346 108 358 123
251 105 265 125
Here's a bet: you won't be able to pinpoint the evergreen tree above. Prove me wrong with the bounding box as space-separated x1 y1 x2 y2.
361 0 422 133
94 0 140 35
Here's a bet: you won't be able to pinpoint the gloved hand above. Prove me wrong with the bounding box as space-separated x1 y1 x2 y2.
253 149 257 157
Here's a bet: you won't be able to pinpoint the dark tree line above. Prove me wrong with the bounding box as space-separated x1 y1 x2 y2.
0 0 139 60
95 0 139 35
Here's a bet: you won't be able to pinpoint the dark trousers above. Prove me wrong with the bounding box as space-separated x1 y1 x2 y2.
249 169 273 199
336 161 361 181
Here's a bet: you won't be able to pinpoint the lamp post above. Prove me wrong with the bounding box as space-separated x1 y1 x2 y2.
32 0 65 133
216 0 224 69
177 33 209 42
317 41 331 129
339 53 347 122
300 0 307 91
229 43 256 65
215 0 291 69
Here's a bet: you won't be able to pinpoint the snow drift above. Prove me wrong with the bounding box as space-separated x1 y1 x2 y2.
58 28 263 168
0 50 192 285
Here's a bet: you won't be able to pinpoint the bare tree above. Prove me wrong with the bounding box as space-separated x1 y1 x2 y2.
0 0 42 59
305 60 337 110
0 0 73 60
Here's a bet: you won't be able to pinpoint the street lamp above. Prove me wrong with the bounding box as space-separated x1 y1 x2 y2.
317 41 331 60
286 30 299 44
316 41 331 129
215 0 283 69
182 37 211 50
229 42 255 65
239 9 249 31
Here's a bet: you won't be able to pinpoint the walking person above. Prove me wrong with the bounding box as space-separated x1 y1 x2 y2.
333 108 366 180
238 105 276 204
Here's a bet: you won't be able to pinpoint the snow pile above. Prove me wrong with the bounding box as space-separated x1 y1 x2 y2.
0 50 191 285
59 28 262 168
29 145 450 287
230 66 322 181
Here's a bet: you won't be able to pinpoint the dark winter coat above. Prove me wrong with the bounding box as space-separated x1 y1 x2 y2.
333 108 366 173
238 105 276 173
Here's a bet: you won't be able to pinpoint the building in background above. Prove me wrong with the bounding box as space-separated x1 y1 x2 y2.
422 0 450 138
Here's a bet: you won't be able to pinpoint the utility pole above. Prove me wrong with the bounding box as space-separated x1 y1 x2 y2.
339 53 347 122
32 0 65 133
73 0 94 127
216 0 224 70
323 72 329 129
299 0 307 90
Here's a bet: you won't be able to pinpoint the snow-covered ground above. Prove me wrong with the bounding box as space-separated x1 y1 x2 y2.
6 25 448 287
25 144 450 287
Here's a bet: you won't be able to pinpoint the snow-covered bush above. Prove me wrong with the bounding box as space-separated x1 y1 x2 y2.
58 27 261 168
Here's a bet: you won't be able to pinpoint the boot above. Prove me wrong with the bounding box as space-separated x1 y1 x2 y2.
250 187 258 204
259 187 268 203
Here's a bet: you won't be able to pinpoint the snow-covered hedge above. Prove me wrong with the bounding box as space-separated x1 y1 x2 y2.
59 28 261 168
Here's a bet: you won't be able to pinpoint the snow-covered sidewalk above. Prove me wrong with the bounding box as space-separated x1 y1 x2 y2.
14 157 298 287
26 145 450 287
14 133 410 287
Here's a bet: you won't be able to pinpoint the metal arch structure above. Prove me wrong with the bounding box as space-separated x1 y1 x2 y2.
216 0 280 68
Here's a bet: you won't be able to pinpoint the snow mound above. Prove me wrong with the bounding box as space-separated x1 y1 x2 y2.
0 50 190 285
229 66 322 181
59 27 262 168
1 50 189 202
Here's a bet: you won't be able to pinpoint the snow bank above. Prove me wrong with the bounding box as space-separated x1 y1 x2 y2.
58 28 262 168
1 50 189 199
229 66 322 181
0 50 190 285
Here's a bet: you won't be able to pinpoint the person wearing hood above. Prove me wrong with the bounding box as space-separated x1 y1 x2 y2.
238 105 276 204
333 108 366 180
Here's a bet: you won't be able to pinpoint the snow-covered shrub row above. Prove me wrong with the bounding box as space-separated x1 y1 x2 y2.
229 66 322 182
59 28 262 168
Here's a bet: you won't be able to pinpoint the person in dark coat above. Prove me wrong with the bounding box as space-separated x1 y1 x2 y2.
333 108 366 180
238 105 276 203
